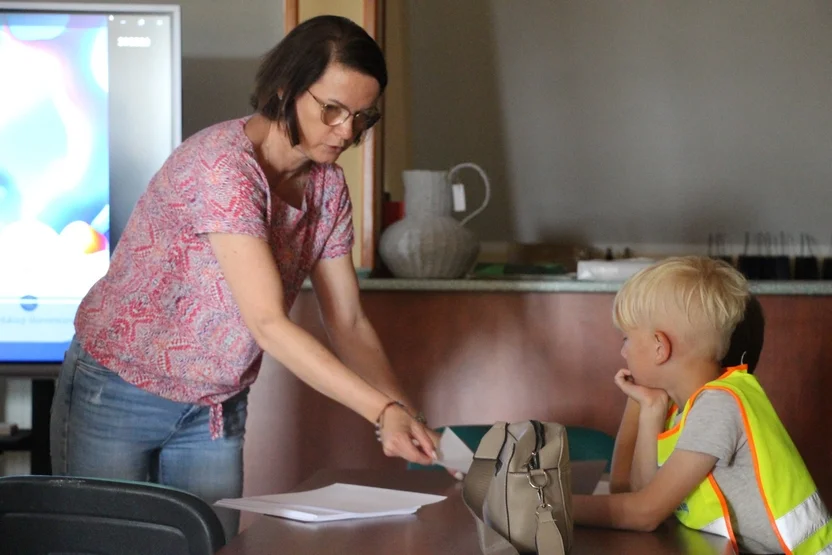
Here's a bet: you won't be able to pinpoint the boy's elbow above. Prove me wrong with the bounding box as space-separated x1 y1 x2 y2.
633 516 661 533
630 503 668 532
621 493 668 532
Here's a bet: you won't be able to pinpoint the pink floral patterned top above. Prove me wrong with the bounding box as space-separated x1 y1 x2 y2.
75 117 354 437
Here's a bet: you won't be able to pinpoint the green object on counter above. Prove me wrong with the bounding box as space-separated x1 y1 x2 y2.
355 268 373 279
473 262 567 277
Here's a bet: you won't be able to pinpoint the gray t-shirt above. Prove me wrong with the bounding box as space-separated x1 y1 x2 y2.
674 389 782 554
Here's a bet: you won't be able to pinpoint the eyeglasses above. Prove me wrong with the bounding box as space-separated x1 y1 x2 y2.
307 90 381 135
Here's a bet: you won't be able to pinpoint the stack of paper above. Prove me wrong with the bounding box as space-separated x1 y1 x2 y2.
215 483 446 523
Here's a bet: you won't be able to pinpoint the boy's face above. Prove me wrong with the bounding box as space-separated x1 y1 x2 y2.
620 328 663 388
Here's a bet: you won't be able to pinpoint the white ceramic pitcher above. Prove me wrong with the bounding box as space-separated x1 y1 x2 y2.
379 162 491 279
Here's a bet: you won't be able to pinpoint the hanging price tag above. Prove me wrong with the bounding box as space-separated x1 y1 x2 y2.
452 183 466 212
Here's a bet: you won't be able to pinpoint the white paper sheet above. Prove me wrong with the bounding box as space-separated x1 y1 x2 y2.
592 478 610 495
433 427 475 473
215 483 446 523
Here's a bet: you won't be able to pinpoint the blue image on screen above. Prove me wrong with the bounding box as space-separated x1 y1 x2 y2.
0 13 110 362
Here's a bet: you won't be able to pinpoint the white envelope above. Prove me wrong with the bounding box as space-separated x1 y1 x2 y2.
433 427 475 473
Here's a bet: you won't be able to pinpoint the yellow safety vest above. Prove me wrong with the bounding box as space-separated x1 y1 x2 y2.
657 365 832 555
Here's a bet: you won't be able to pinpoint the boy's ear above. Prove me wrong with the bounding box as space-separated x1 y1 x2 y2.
653 331 672 364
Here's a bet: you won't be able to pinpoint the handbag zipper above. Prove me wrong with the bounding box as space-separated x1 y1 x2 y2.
529 420 545 470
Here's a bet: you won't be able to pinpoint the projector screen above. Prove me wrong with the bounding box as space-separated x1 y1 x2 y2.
0 3 181 364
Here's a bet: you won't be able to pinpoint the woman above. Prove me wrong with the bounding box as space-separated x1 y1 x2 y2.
608 295 766 493
49 15 438 539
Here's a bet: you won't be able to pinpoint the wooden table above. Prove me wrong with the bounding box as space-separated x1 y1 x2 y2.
217 468 731 555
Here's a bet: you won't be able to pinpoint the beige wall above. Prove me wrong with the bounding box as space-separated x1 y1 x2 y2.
400 0 832 254
381 0 411 202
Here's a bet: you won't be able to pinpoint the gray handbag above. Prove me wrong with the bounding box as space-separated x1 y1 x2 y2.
462 421 573 555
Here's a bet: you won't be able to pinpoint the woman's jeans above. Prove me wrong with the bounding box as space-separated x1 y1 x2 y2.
50 338 248 541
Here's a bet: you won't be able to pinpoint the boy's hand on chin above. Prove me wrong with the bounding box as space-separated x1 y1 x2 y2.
614 368 669 411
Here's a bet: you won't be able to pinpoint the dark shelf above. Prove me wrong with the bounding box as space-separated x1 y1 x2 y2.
0 378 54 474
0 429 33 451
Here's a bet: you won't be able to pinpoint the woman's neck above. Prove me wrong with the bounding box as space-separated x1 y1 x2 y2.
245 113 310 179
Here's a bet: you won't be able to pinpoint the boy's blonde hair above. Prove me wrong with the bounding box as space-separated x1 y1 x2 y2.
613 256 750 361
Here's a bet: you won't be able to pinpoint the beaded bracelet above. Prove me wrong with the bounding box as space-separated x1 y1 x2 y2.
374 401 429 442
374 400 404 442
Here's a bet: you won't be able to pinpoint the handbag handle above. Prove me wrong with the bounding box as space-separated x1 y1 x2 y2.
461 423 566 555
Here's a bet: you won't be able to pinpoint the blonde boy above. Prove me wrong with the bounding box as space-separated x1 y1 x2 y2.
573 256 831 554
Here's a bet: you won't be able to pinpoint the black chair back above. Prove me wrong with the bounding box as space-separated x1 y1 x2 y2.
0 475 226 555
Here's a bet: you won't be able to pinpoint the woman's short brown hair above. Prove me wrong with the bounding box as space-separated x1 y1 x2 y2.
249 15 387 147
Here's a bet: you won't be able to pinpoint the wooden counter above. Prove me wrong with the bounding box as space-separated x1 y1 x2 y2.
241 286 832 528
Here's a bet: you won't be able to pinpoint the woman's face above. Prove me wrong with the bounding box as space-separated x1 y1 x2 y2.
294 63 380 164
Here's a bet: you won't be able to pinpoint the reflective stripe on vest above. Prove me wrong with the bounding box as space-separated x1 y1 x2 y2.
657 365 832 555
775 490 832 555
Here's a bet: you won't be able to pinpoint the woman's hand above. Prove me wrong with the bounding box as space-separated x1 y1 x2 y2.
614 369 669 412
378 405 438 466
423 428 466 480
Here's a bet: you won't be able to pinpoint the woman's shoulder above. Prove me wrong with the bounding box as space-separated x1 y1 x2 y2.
165 117 262 184
180 117 253 160
314 163 351 200
307 163 351 217
310 162 347 185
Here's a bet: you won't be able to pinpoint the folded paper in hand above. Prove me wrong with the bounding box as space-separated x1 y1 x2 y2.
215 483 445 523
434 427 475 473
